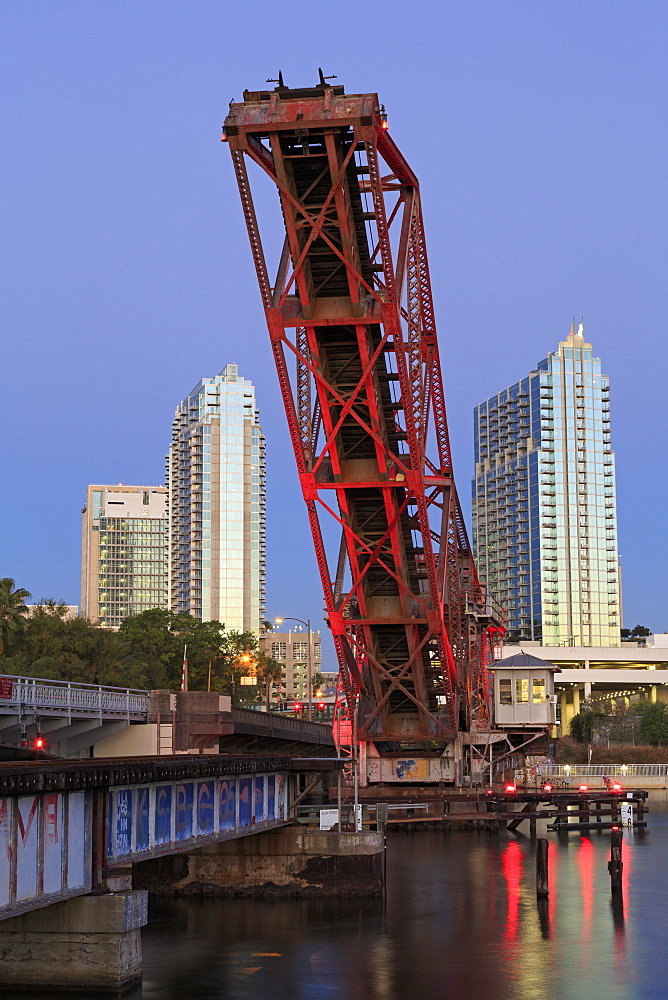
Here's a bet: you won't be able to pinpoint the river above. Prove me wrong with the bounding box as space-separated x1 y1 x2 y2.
134 792 668 1000
9 793 668 999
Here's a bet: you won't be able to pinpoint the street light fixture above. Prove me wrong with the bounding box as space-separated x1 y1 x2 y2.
275 616 313 720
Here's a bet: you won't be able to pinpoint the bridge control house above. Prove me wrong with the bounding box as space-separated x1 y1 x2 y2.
489 652 560 728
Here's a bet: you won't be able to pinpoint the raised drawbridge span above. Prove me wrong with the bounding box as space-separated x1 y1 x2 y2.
224 75 503 776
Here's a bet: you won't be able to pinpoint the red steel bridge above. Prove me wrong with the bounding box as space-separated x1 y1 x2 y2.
224 73 504 775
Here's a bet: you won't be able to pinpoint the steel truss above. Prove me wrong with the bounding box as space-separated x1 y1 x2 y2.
224 77 503 754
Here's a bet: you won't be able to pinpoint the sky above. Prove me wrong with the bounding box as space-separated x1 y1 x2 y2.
2 1 667 668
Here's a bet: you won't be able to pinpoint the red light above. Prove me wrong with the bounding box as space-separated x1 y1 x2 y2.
35 736 44 749
612 825 619 832
612 783 622 791
579 784 588 792
293 703 302 712
505 784 516 793
487 789 494 795
543 783 553 793
317 703 326 710
381 120 389 130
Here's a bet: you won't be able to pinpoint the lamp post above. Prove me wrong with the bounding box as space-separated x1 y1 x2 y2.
275 616 312 720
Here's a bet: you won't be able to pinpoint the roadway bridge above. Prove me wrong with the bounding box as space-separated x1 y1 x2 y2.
0 676 335 758
0 674 149 756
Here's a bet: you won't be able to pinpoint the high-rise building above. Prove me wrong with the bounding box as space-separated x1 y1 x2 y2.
81 485 168 627
472 323 621 647
167 363 266 630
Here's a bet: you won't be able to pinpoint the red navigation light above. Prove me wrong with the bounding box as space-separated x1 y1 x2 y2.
487 789 494 795
317 703 326 711
293 703 302 712
612 783 622 792
579 784 588 792
612 825 619 832
381 119 389 130
34 733 44 750
543 783 553 793
505 784 516 793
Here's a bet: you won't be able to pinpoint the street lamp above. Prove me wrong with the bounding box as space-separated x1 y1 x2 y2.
275 616 312 720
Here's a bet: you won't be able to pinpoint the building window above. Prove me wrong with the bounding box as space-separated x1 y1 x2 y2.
499 679 512 705
532 678 546 703
516 678 529 704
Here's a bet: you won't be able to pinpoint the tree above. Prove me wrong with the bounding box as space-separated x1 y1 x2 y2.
255 652 283 711
631 625 651 638
636 702 668 745
569 706 605 743
0 578 31 655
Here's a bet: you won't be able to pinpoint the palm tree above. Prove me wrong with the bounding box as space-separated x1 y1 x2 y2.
0 578 31 655
256 653 283 712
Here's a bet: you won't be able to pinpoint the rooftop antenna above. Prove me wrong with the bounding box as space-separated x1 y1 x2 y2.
318 68 338 86
266 71 285 89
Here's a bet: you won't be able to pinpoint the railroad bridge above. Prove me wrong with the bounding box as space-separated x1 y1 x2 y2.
0 753 372 993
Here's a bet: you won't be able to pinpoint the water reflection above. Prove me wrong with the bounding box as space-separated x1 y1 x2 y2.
3 795 667 1000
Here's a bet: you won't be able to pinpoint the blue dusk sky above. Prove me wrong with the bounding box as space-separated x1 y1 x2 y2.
2 2 666 665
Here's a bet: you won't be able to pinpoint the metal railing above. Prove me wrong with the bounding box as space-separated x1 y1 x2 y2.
232 705 333 741
0 674 149 720
540 763 668 778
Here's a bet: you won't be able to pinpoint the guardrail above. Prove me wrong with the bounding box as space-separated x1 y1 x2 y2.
540 764 668 778
0 674 149 720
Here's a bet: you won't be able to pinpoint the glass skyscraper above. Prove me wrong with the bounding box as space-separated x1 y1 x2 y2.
472 323 621 646
81 484 168 627
167 364 266 631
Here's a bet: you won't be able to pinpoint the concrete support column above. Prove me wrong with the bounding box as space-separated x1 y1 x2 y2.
651 685 657 704
134 827 385 897
584 681 592 699
560 692 569 736
573 685 581 716
0 891 148 994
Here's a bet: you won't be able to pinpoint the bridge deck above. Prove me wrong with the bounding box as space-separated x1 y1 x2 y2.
0 755 342 921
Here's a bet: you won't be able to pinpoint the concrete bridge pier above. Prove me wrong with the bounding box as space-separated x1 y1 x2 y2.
134 827 385 897
0 890 148 994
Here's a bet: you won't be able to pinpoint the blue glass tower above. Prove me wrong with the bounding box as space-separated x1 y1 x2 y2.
472 324 621 646
168 364 266 631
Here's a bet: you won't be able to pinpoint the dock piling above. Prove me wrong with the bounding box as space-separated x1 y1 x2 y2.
536 838 549 897
608 827 623 893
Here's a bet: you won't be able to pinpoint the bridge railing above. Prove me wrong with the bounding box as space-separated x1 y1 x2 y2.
0 674 149 719
232 705 333 740
540 763 668 778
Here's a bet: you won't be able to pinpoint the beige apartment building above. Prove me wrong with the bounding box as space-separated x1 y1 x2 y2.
81 484 168 627
260 629 322 700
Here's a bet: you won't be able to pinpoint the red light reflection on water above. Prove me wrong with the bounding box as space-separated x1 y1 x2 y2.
501 841 523 941
547 836 558 927
576 838 595 941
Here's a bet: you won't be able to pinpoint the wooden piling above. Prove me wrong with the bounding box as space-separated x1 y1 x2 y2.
536 838 549 897
608 827 623 893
